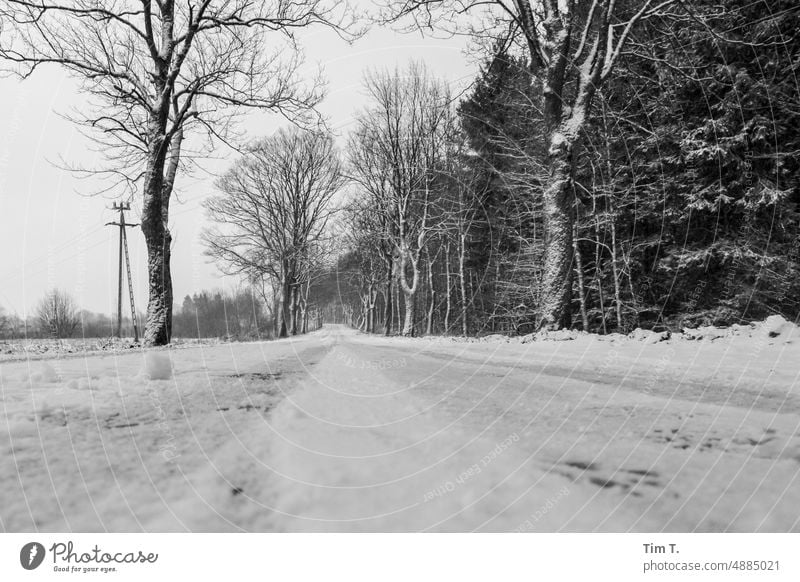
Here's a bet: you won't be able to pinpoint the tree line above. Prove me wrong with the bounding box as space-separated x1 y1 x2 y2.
0 287 289 340
313 0 799 336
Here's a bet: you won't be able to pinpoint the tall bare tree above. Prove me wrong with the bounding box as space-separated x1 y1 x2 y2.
203 128 344 337
349 62 454 336
384 0 675 329
0 0 354 345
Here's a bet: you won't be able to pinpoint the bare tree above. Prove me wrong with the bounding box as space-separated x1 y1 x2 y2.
349 62 454 337
0 306 9 338
203 128 344 338
0 0 355 345
384 0 675 329
36 289 80 338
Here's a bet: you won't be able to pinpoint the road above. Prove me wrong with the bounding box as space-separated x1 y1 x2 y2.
1 325 799 531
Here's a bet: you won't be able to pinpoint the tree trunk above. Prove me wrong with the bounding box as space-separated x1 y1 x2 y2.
398 245 420 338
394 279 401 334
573 219 589 331
290 286 300 335
458 233 468 336
299 279 310 334
361 293 370 331
592 187 607 334
426 293 435 335
444 241 451 334
141 102 185 347
402 291 416 337
538 142 575 331
277 274 290 338
368 284 377 334
141 136 172 346
425 251 436 335
383 271 393 336
626 253 638 330
610 204 624 332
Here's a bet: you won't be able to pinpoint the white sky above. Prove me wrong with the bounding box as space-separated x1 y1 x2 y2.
0 25 477 317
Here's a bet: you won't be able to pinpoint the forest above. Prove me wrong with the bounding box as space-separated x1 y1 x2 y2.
308 0 800 337
0 0 797 342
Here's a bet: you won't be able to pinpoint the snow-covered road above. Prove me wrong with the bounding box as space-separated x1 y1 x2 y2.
1 325 799 531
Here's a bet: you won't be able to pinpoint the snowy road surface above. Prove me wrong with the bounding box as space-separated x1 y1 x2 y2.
1 325 799 532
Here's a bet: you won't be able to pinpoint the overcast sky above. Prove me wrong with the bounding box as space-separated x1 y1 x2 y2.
0 25 476 317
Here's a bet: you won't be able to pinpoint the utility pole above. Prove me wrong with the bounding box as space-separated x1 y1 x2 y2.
106 202 140 342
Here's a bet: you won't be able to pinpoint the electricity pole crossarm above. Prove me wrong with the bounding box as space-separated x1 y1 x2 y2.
105 202 140 342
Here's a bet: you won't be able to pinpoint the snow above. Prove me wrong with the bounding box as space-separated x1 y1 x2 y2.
1 325 798 532
761 314 798 341
37 362 61 383
142 352 173 380
627 329 670 344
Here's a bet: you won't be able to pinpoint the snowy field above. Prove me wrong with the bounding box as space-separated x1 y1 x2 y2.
0 336 225 361
1 324 798 532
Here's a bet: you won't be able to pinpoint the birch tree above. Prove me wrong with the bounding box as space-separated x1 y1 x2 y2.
0 0 354 345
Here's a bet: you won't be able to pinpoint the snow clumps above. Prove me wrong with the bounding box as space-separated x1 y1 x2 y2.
142 352 173 380
759 315 799 343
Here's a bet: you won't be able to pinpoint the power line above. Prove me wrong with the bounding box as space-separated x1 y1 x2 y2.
0 224 106 281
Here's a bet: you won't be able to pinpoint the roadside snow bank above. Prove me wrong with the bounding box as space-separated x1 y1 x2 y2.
429 315 799 347
680 315 799 344
627 329 670 344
